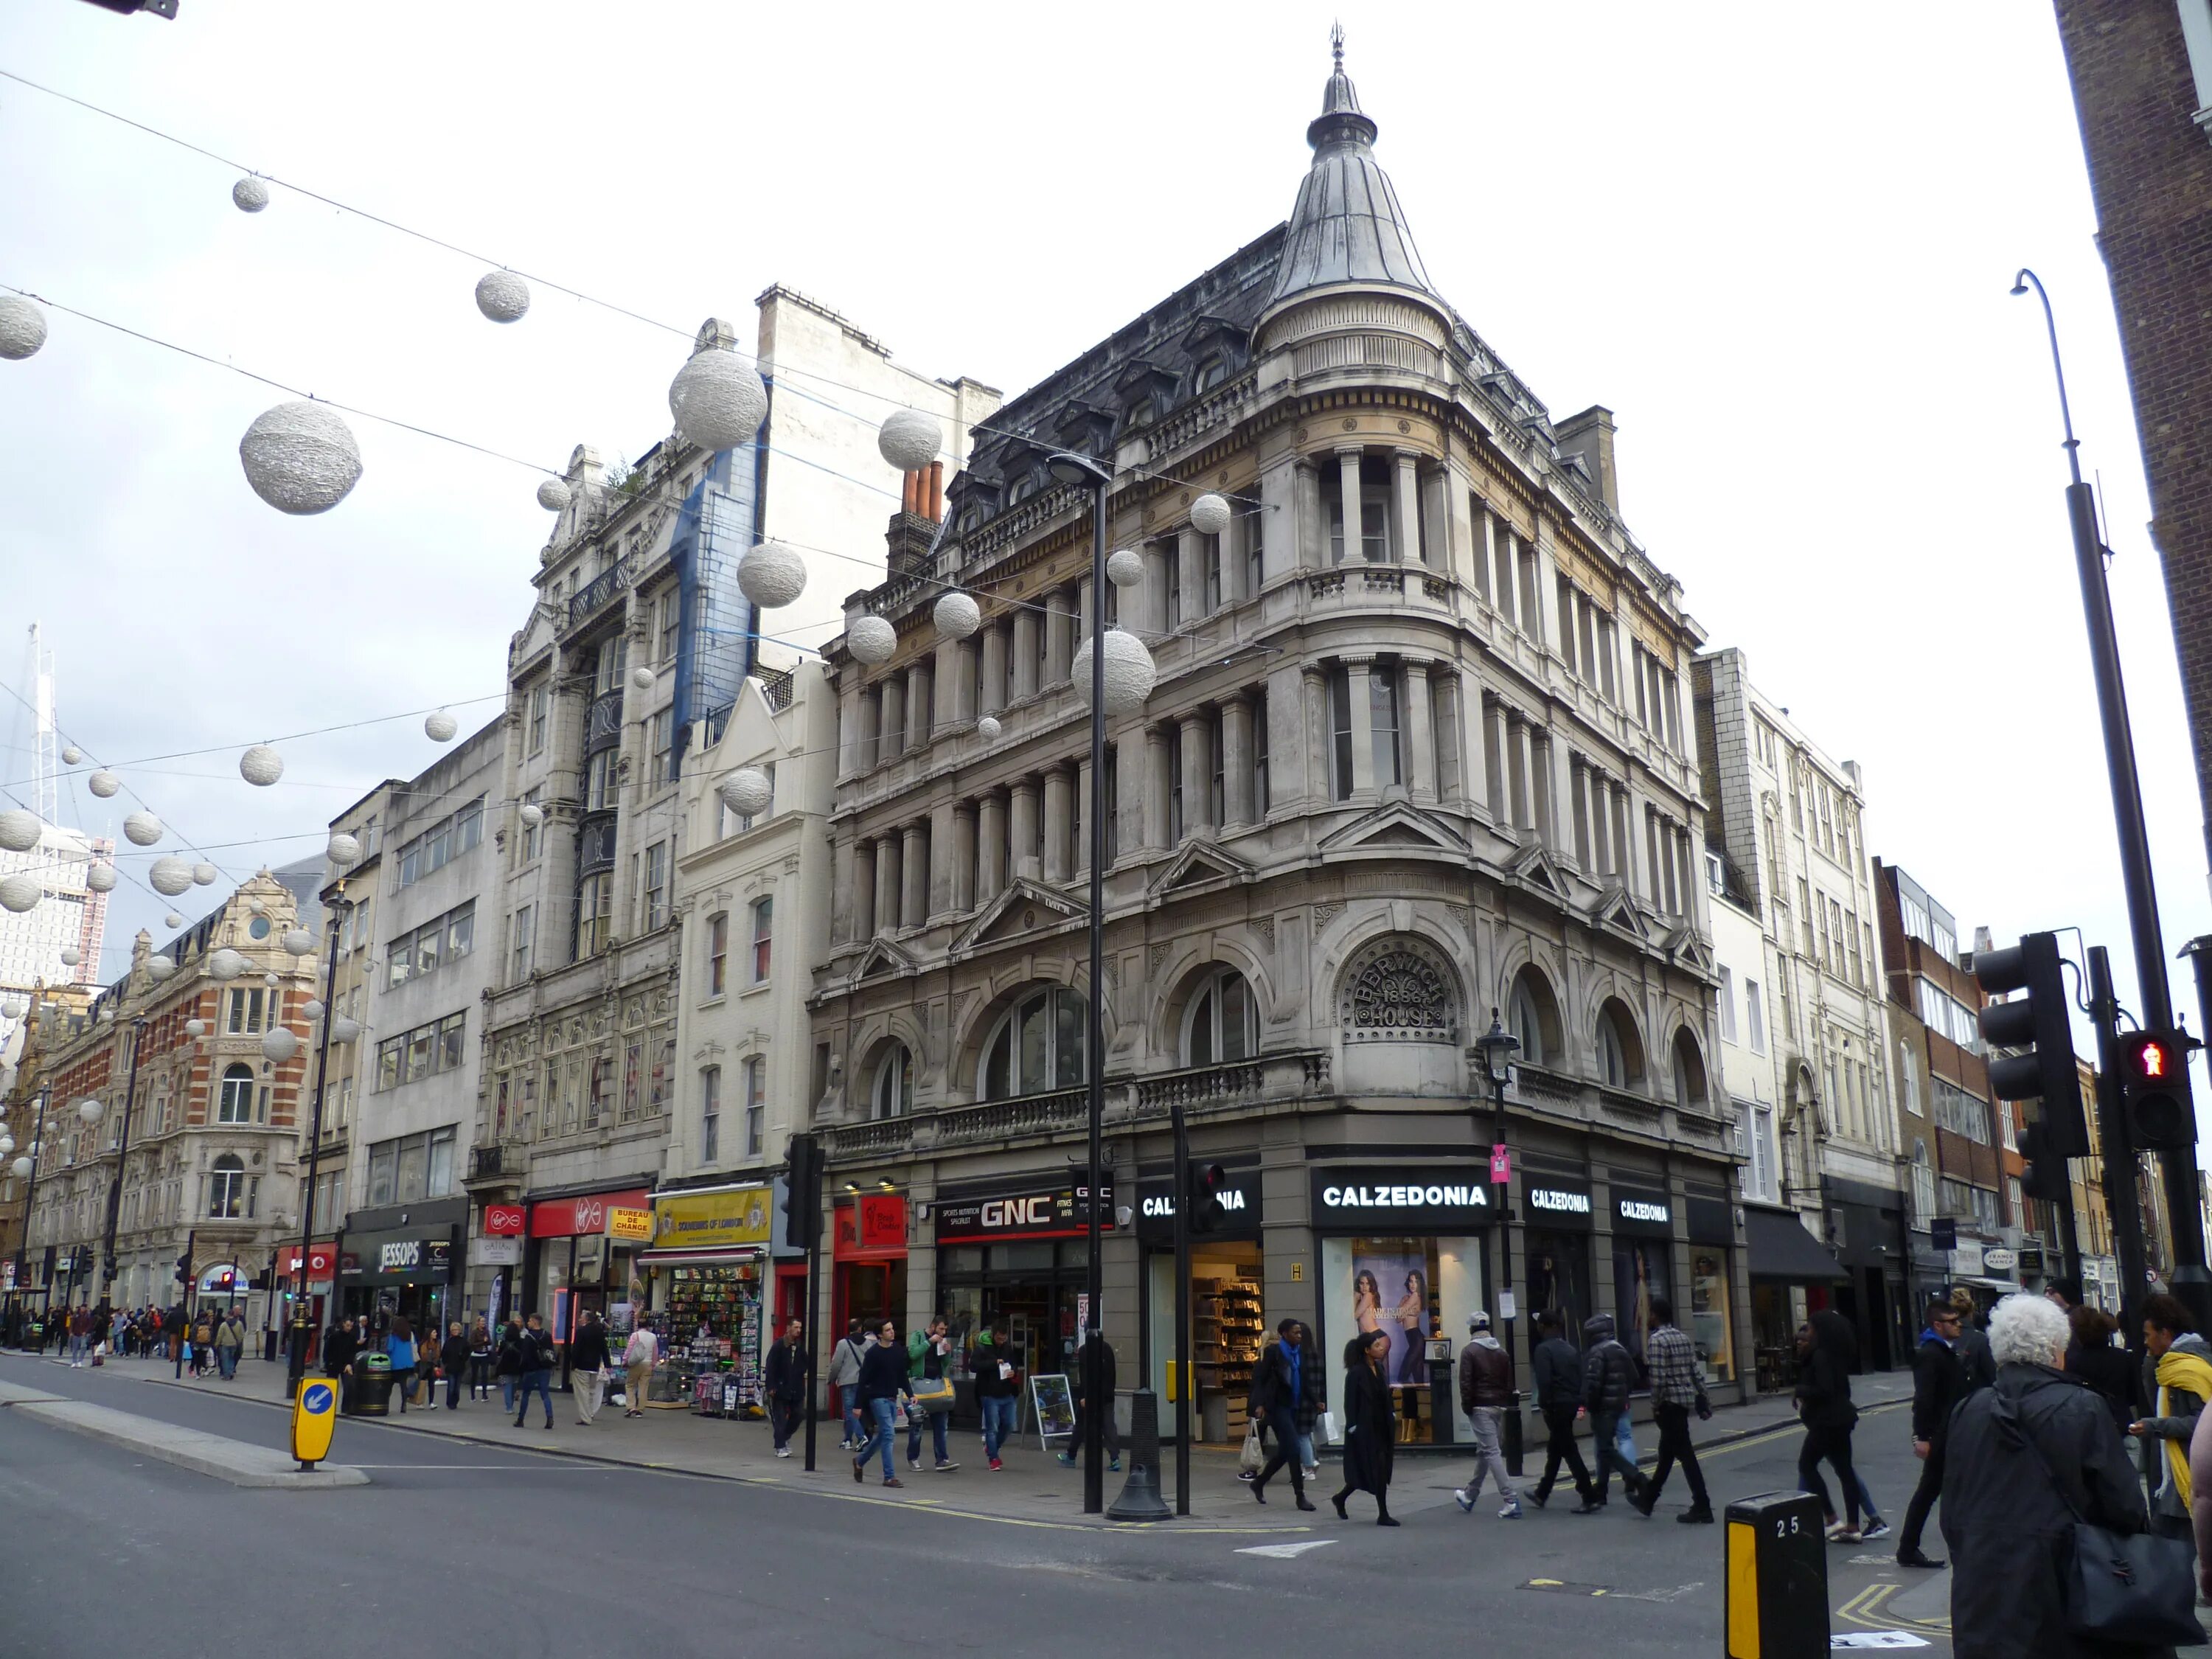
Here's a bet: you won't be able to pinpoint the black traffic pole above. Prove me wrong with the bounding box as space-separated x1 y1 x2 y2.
287 889 347 1397
1172 1101 1192 1515
1475 1011 1524 1473
2014 270 2211 1327
2089 946 2156 1485
95 1017 149 1323
801 1158 822 1473
12 1082 52 1341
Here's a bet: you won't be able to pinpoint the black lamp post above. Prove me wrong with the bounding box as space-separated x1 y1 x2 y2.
286 886 349 1397
1475 1007 1525 1472
1047 448 1113 1516
10 1077 53 1341
94 1015 149 1322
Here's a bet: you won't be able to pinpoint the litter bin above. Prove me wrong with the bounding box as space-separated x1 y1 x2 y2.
352 1352 394 1417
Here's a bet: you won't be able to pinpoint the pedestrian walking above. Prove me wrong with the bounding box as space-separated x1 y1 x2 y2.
826 1318 870 1450
466 1320 494 1400
324 1317 360 1413
1526 1310 1595 1510
1942 1293 2161 1659
1057 1330 1119 1472
1332 1329 1399 1525
905 1317 959 1472
494 1316 525 1414
1249 1318 1322 1510
215 1310 244 1381
1795 1309 1864 1542
973 1324 1022 1471
383 1316 417 1413
1634 1296 1711 1523
439 1321 470 1411
1579 1313 1649 1513
1782 1321 1889 1536
2130 1292 2212 1540
569 1310 611 1425
1950 1287 1996 1394
850 1319 913 1488
762 1318 807 1457
512 1312 556 1430
621 1319 658 1418
1453 1310 1521 1518
2065 1304 2139 1439
1896 1296 1965 1569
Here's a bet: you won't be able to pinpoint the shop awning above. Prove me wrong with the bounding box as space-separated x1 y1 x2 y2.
1964 1276 2023 1293
636 1245 762 1267
1745 1207 1846 1282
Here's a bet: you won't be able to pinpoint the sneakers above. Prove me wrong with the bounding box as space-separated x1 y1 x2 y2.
908 1458 922 1473
1453 1487 1476 1514
934 1459 959 1472
1861 1518 1891 1541
988 1456 1003 1471
1499 1500 1523 1520
1056 1452 1076 1467
1630 1491 1656 1518
852 1458 866 1484
776 1446 792 1458
1573 1500 1606 1514
1825 1523 1863 1544
1110 1458 1121 1473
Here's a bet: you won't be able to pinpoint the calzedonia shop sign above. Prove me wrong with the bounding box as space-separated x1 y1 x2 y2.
1309 1167 1494 1230
1135 1169 1262 1241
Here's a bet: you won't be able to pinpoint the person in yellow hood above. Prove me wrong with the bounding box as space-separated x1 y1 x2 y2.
2129 1292 2212 1536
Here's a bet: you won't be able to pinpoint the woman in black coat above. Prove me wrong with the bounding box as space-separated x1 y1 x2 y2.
1795 1310 1863 1540
2065 1304 2140 1439
1332 1329 1398 1525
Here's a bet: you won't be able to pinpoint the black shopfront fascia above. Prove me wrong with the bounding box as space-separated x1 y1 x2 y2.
1609 1183 1676 1239
337 1195 468 1290
1524 1175 1596 1231
1308 1166 1498 1233
1134 1168 1262 1243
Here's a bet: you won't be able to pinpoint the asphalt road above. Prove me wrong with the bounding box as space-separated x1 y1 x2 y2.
0 1353 1949 1658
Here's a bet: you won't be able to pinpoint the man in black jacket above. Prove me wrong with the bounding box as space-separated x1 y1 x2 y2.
1581 1313 1649 1513
1528 1310 1595 1511
569 1312 611 1425
1057 1332 1119 1473
512 1312 557 1430
1248 1318 1321 1510
762 1318 807 1457
324 1317 361 1413
1896 1297 1964 1568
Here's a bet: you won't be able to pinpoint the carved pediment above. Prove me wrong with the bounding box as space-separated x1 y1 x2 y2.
1144 838 1256 901
847 936 920 988
1663 923 1716 977
1317 801 1471 857
1587 883 1646 942
1503 841 1568 898
952 879 1089 953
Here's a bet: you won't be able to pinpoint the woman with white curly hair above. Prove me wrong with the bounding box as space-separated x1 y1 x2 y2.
1940 1293 2166 1658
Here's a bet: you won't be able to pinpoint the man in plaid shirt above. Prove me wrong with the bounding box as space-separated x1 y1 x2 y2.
1633 1296 1713 1522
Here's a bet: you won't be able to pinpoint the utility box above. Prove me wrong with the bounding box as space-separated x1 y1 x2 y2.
1725 1490 1828 1658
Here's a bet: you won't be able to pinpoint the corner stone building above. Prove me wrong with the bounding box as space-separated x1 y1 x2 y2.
807 48 1747 1444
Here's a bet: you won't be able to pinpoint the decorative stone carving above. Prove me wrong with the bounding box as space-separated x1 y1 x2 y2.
1337 936 1459 1041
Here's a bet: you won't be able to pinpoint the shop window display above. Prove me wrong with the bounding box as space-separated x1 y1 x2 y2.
1523 1235 1593 1358
1321 1237 1482 1444
1689 1249 1735 1385
1612 1237 1672 1389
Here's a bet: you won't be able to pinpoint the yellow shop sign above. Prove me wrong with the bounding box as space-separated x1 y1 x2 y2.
653 1186 773 1249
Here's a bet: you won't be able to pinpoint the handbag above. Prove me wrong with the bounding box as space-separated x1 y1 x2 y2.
2008 1390 2205 1648
1239 1421 1267 1473
911 1374 956 1414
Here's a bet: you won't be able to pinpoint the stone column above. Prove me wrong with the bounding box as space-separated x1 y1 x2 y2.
1432 672 1464 801
1482 695 1509 822
1422 462 1451 573
872 832 900 933
1044 591 1074 687
980 622 1007 717
1077 577 1094 647
933 639 965 731
853 838 877 940
1221 695 1255 828
1336 449 1364 563
1548 734 1576 860
1403 663 1436 802
928 801 958 917
900 822 928 928
838 681 863 779
1393 451 1422 565
1292 458 1322 571
1263 664 1308 810
1506 716 1532 832
1011 609 1040 702
1343 657 1376 796
832 835 857 944
1043 768 1073 882
1143 728 1172 849
1115 741 1144 860
978 793 1007 904
906 661 932 751
879 677 905 762
1011 778 1041 880
1178 529 1203 625
857 687 881 772
1178 713 1211 837
952 804 977 912
1302 665 1332 802
1074 760 1092 874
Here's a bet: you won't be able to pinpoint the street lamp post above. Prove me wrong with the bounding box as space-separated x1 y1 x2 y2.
1048 448 1113 1516
96 1015 150 1322
10 1079 53 1342
287 887 348 1397
1475 1008 1524 1474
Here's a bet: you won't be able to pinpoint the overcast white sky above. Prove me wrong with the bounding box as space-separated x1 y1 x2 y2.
1 4 2205 1074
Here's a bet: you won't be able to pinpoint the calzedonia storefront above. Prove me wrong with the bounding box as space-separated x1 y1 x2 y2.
933 1179 1113 1395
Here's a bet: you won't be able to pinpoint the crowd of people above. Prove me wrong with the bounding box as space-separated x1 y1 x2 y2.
317 1309 668 1426
13 1301 252 1377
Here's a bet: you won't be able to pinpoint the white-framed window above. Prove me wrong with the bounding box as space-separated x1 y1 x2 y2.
520 788 543 863
1183 967 1256 1066
871 1045 913 1120
706 913 728 998
208 1155 246 1219
217 1063 254 1124
750 897 773 984
699 1065 721 1164
526 684 549 756
578 871 613 956
510 905 534 981
642 841 669 932
1717 965 1736 1043
743 1057 765 1158
978 987 1088 1099
1745 979 1766 1054
1911 1140 1937 1228
1597 1015 1629 1088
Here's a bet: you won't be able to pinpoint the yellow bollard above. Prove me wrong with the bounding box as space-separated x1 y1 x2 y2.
1724 1491 1829 1658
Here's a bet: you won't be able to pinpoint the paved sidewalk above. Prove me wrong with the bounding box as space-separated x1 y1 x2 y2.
28 1347 1910 1530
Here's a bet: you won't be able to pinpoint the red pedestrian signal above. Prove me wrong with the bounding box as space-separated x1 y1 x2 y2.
2117 1029 2195 1152
2136 1041 2170 1080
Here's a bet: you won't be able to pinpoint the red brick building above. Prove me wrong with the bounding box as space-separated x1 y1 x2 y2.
2053 1 2212 863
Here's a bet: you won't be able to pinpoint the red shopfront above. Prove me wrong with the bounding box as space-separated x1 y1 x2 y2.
281 1241 338 1363
827 1194 908 1340
525 1186 653 1354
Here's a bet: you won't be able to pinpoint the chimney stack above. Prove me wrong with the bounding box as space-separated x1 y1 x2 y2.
1554 406 1620 514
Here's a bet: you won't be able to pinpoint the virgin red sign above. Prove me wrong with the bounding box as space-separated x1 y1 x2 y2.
483 1205 525 1237
530 1188 650 1238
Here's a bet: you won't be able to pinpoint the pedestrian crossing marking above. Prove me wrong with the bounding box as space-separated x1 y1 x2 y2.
1235 1540 1338 1559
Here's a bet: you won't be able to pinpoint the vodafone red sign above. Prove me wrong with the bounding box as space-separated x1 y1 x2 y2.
285 1242 338 1279
530 1188 650 1238
482 1204 526 1237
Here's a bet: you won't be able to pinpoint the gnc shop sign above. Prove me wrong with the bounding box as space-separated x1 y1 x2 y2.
933 1183 1115 1245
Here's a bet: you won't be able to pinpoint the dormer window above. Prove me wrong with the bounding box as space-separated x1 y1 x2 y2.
1121 398 1157 434
1194 356 1228 393
1007 471 1044 505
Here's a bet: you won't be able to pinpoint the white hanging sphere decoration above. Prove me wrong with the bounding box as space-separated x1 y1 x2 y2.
876 408 942 473
718 767 773 817
669 343 768 453
537 476 571 512
933 591 981 641
1071 627 1159 718
0 874 39 914
232 174 270 213
240 744 285 786
736 540 807 609
630 665 655 692
0 296 49 362
148 858 193 894
1105 548 1146 588
0 810 41 852
184 1019 205 1038
58 947 80 967
163 911 185 930
327 831 362 866
977 715 1003 742
474 269 531 323
302 998 326 1022
239 400 363 516
261 1028 300 1063
208 947 248 981
263 970 280 987
146 956 175 981
330 1016 361 1045
77 1098 102 1125
60 745 82 766
0 1137 13 1158
88 770 120 799
846 614 897 666
1190 492 1233 537
282 928 316 956
0 997 24 1018
518 803 544 830
10 1158 30 1180
122 811 163 847
192 863 219 886
425 710 459 742
84 863 116 894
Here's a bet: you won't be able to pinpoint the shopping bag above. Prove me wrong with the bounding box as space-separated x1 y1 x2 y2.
1239 1421 1266 1473
1315 1410 1340 1446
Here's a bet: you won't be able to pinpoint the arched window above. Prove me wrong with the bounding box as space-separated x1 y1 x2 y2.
208 1154 244 1220
217 1063 254 1124
1672 1029 1708 1109
1595 1000 1644 1089
1509 967 1559 1067
871 1045 913 1120
978 987 1088 1099
1183 967 1257 1066
1194 357 1228 393
1007 471 1044 504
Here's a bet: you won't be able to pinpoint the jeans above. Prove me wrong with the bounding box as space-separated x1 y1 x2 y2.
1253 1414 1307 1495
1647 1402 1708 1508
840 1388 865 1447
980 1394 1018 1461
467 1357 493 1398
499 1374 517 1413
69 1334 87 1365
1899 1439 1945 1555
768 1396 797 1450
1460 1405 1517 1503
389 1366 414 1412
574 1368 605 1423
445 1372 461 1409
217 1346 238 1380
1798 1422 1860 1528
515 1368 554 1426
1590 1409 1646 1504
855 1395 899 1479
907 1404 950 1464
1534 1404 1594 1504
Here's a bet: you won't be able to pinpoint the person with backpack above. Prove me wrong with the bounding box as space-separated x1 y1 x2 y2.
493 1316 526 1415
902 1317 959 1472
512 1312 557 1430
825 1319 871 1450
1579 1313 1649 1512
621 1319 659 1418
214 1309 245 1381
1527 1310 1594 1509
1248 1318 1323 1509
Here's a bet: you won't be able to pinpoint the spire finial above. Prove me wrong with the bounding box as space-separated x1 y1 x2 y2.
1330 20 1344 72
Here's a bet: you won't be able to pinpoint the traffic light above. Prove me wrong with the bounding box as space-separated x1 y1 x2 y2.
1187 1163 1228 1235
2018 1119 2071 1204
2118 1029 2195 1152
173 1252 189 1285
781 1132 823 1250
1976 932 2087 1155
